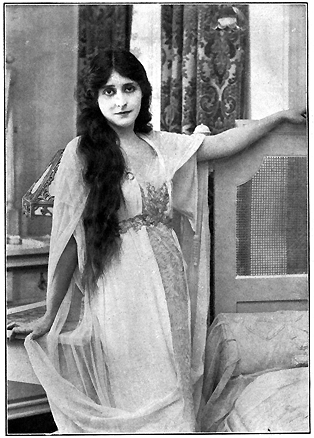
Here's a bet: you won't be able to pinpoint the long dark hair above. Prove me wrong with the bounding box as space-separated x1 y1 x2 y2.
76 49 153 289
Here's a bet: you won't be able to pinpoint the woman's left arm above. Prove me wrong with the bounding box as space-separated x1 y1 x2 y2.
197 108 306 162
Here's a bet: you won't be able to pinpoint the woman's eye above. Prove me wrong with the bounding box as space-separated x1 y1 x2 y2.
125 85 136 93
102 88 115 96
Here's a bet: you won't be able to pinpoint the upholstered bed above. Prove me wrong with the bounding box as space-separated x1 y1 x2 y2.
199 310 309 433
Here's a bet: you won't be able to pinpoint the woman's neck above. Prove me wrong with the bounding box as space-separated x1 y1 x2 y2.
119 132 140 147
109 124 138 145
116 130 143 152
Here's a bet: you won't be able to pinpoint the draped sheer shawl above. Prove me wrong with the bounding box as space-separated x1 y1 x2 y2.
25 130 210 426
45 130 208 293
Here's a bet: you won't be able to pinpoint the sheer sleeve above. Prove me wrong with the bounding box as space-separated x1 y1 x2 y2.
143 131 205 231
25 137 90 372
146 131 210 415
48 136 89 296
155 131 205 180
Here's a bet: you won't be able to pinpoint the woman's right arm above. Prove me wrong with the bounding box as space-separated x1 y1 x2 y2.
8 236 78 340
197 108 306 161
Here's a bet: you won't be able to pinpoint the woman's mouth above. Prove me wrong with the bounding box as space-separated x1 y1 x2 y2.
116 110 132 115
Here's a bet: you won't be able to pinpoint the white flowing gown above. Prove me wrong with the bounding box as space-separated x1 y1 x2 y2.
25 130 210 433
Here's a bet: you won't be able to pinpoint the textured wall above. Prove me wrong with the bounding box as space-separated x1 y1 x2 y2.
6 5 78 236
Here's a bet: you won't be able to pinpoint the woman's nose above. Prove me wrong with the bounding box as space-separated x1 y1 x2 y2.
115 91 127 108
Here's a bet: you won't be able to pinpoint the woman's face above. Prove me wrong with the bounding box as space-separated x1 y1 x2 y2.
98 70 143 132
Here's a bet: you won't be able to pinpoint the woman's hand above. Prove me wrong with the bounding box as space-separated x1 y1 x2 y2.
7 314 54 341
7 236 79 342
281 108 307 125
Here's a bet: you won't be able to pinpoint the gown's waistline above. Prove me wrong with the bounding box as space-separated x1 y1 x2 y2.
119 214 172 234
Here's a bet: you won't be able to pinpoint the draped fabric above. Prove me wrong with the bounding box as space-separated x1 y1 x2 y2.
78 4 132 63
25 131 211 433
161 4 248 135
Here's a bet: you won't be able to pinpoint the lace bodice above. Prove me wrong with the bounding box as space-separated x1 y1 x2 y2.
141 182 170 219
119 180 172 234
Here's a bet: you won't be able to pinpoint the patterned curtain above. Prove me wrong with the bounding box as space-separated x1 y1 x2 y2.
77 5 133 121
161 4 248 135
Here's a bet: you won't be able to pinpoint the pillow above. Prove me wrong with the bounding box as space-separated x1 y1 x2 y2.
214 310 308 377
217 367 309 432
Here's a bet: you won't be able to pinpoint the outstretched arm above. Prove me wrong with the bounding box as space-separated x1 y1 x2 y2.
197 108 306 162
8 236 78 340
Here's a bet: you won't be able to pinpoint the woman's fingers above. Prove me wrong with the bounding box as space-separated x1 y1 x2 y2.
28 318 53 340
284 108 307 124
29 327 47 340
8 324 33 341
7 315 53 341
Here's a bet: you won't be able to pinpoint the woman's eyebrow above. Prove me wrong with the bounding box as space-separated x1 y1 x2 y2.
102 84 116 89
104 81 137 88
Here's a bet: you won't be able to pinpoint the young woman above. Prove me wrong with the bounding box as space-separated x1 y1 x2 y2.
9 49 306 433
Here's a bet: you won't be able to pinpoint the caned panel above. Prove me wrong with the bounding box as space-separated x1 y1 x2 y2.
236 156 308 277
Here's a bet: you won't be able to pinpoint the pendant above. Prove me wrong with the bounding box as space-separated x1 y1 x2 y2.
126 171 135 180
